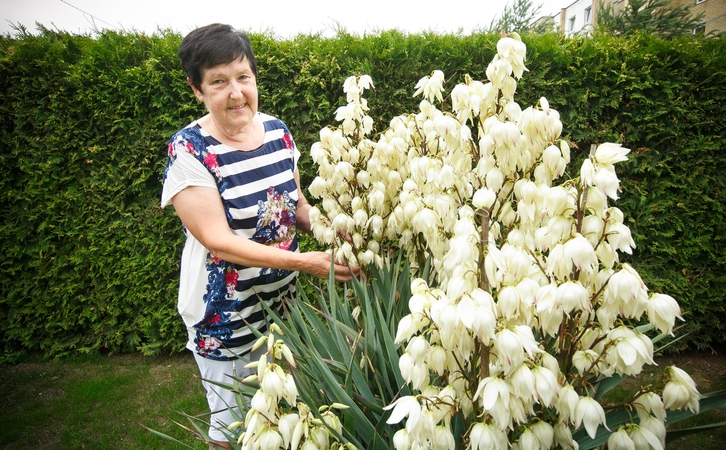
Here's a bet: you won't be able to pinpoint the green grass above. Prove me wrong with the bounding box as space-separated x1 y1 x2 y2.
2 350 725 449
0 353 209 450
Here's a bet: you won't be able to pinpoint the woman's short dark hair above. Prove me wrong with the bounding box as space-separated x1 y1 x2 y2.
178 23 258 91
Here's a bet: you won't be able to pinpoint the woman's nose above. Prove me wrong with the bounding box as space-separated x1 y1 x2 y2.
228 80 244 98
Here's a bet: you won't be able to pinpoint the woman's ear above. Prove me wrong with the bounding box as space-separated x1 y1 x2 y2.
188 77 204 102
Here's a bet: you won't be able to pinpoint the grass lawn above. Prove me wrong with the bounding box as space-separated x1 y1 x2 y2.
1 350 725 449
0 353 209 450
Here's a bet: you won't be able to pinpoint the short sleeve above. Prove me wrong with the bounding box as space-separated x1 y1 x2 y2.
161 146 217 208
293 145 301 172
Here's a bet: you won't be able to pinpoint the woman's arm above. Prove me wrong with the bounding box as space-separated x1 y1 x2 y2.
293 168 313 235
171 185 356 282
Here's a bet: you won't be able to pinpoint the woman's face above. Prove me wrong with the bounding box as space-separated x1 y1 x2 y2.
191 56 258 135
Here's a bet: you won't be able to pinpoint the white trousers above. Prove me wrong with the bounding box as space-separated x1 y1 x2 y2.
192 347 264 443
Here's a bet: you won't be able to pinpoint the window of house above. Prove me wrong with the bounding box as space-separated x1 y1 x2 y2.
585 7 592 24
696 0 707 5
569 16 576 31
693 23 706 35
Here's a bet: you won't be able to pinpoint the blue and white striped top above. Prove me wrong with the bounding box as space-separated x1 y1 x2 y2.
162 112 301 361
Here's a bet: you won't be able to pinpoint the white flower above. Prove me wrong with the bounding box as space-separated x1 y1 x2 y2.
492 328 525 374
406 335 430 363
572 349 599 376
606 221 636 254
394 314 419 344
595 167 621 200
574 396 608 439
608 327 654 375
669 366 699 394
473 376 511 411
581 215 604 246
261 366 285 400
283 373 298 406
412 208 437 239
647 293 683 336
392 429 410 450
357 74 374 91
530 421 554 450
604 266 648 317
518 428 539 450
278 413 300 449
560 140 571 163
472 187 496 209
554 420 577 450
384 395 421 427
250 390 276 419
627 424 663 450
470 422 508 450
413 70 445 103
564 233 598 274
543 144 564 176
433 114 459 141
556 280 591 316
433 425 455 450
580 158 596 187
257 428 284 450
607 427 635 450
557 384 580 423
640 415 666 448
509 363 536 402
545 243 572 280
427 345 447 376
532 365 558 407
451 83 471 110
633 392 666 422
662 366 700 413
662 380 692 412
594 143 630 167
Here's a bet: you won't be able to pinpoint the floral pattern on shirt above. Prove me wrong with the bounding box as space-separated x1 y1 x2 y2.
248 186 296 287
192 254 240 358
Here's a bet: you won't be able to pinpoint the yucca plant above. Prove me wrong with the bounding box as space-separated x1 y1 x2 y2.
151 33 726 450
263 254 413 449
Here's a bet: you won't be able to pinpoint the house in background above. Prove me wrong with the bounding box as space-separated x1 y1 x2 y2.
535 0 725 36
673 0 726 34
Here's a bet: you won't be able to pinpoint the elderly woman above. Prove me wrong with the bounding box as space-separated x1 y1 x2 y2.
161 23 356 447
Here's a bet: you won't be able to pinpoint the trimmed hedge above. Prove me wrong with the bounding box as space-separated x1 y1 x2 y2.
0 28 724 358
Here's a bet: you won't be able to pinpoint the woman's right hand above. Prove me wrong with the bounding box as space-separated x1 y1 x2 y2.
305 251 360 282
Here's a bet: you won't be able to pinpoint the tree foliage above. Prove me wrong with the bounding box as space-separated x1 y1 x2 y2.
597 0 707 38
484 0 544 33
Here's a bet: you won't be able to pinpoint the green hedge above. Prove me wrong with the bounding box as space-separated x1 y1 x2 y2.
1 28 724 358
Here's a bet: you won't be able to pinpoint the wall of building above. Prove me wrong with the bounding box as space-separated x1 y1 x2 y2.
672 0 726 34
552 0 596 35
543 0 725 36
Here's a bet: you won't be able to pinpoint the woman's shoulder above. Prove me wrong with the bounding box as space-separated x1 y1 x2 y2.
258 112 291 132
167 122 208 160
170 120 203 140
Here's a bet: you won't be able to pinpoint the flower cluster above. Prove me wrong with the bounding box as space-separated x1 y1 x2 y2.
228 324 351 450
309 33 698 449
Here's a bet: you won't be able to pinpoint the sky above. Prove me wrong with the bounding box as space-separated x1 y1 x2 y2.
0 0 566 38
